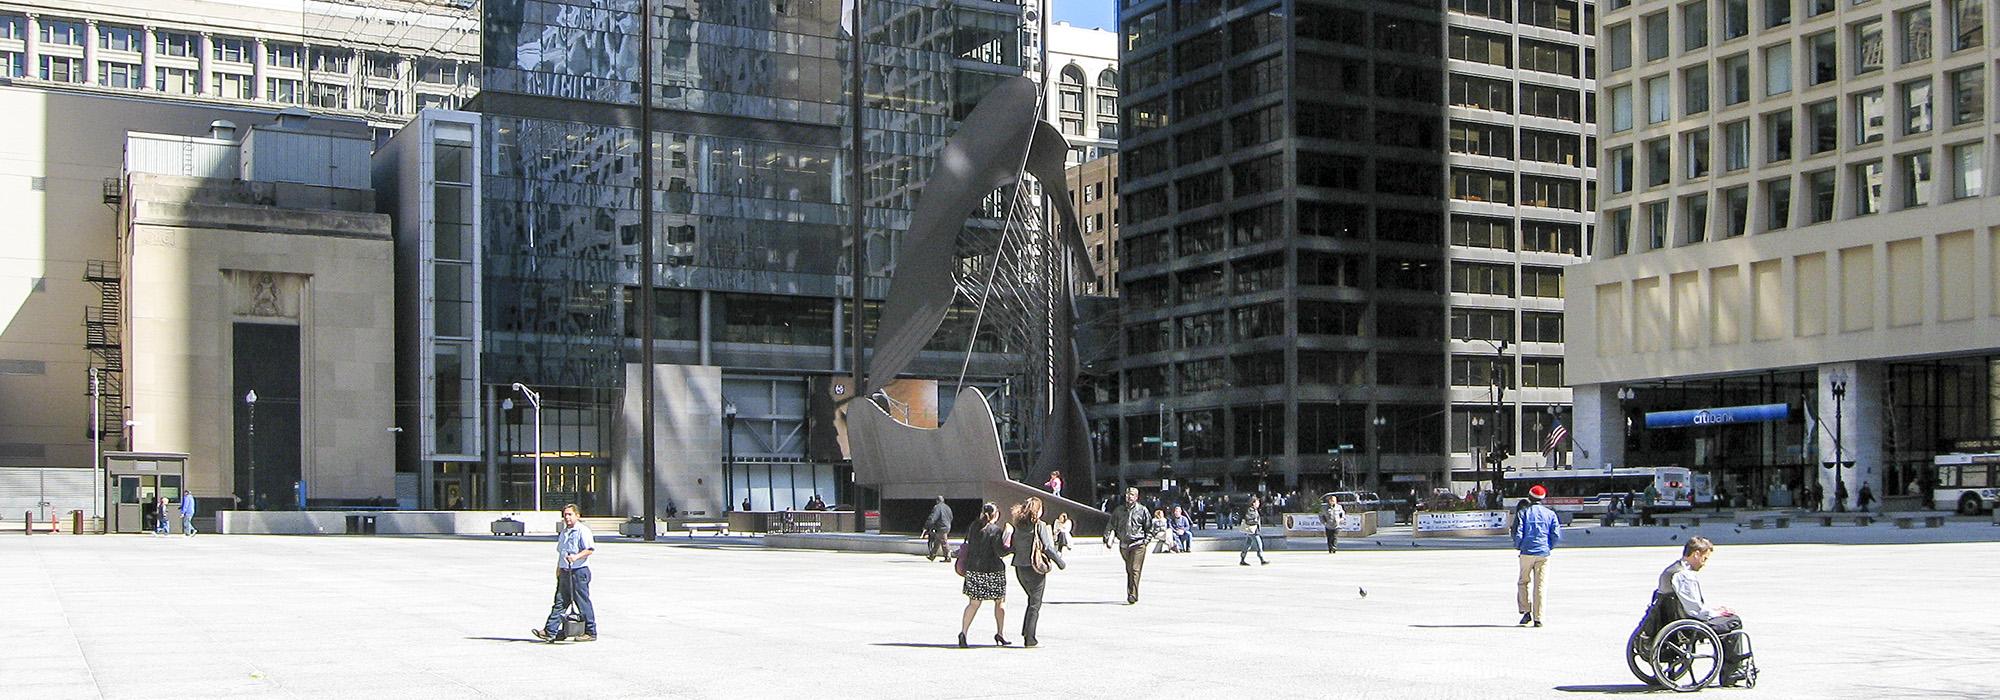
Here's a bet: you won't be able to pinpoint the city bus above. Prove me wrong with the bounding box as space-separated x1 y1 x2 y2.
1501 466 1694 515
1935 452 2000 515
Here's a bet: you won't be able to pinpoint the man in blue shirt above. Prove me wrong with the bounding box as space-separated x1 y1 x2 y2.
533 504 596 642
179 491 196 537
1512 484 1563 627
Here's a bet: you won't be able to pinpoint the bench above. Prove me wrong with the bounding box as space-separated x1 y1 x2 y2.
490 518 526 536
682 522 730 538
1817 513 1875 527
1737 514 1791 529
1891 512 1949 529
1654 513 1710 527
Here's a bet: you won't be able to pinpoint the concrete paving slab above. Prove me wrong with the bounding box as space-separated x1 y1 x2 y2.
6 527 1999 698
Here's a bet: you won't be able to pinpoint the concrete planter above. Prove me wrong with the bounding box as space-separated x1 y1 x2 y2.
1412 510 1512 538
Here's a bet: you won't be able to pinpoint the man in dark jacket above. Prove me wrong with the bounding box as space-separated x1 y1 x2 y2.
1103 487 1156 604
922 496 953 562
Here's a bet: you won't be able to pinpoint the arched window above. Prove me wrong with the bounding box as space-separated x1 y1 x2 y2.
1058 64 1086 113
1094 69 1120 122
1097 68 1119 90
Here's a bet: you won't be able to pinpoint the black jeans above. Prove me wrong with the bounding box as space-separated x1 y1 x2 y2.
1323 528 1338 552
543 567 596 637
1015 566 1047 643
1708 613 1750 672
1118 540 1147 602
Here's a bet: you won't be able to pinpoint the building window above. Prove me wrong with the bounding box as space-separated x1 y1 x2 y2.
1452 0 1513 21
1724 120 1751 171
1764 43 1792 95
267 43 302 68
1766 0 1792 27
1450 120 1514 158
1721 185 1750 237
1901 151 1934 207
1723 0 1750 39
1950 66 1984 124
1722 53 1751 105
1450 28 1513 67
155 31 198 58
1682 193 1710 243
1451 308 1516 343
1521 38 1579 76
1452 168 1514 203
1521 358 1566 388
1683 1 1710 51
1521 129 1580 165
1766 109 1794 162
1950 0 1984 51
1635 200 1664 249
1610 207 1633 255
1901 7 1934 64
1807 168 1838 222
1854 19 1885 76
363 87 401 114
1523 0 1579 32
155 67 201 95
1521 84 1578 120
1951 142 1984 198
39 56 83 83
1902 79 1934 134
1647 75 1672 123
1611 146 1635 193
98 61 142 89
212 72 253 99
98 25 141 52
1855 90 1887 145
1765 177 1793 229
1521 267 1565 298
0 51 21 78
1646 137 1673 186
1522 220 1584 254
1853 160 1885 215
1807 100 1838 154
1807 31 1837 85
1452 74 1515 112
39 18 83 46
1807 0 1835 17
308 82 348 109
1610 22 1633 70
1611 84 1635 132
266 77 304 105
0 15 22 42
310 47 351 74
1524 311 1566 342
213 37 252 64
1522 175 1583 210
1684 64 1710 115
1685 128 1712 179
1451 262 1516 296
1645 12 1671 61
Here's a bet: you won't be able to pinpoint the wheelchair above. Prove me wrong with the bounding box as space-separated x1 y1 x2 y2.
1626 591 1758 692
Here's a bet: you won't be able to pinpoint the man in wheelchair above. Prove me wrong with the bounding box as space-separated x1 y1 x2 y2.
1659 536 1754 686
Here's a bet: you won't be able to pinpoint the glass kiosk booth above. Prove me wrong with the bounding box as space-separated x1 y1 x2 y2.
103 452 190 534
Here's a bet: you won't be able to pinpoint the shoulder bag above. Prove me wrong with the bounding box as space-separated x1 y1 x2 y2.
952 540 968 577
1030 525 1054 574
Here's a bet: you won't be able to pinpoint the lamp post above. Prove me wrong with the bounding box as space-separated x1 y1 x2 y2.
1829 373 1848 513
1485 340 1510 500
243 390 258 510
511 382 543 512
91 368 103 530
1371 414 1387 490
723 401 737 512
1471 415 1486 496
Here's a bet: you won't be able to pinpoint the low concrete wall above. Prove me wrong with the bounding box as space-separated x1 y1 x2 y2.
766 533 931 555
1412 510 1513 538
217 510 563 535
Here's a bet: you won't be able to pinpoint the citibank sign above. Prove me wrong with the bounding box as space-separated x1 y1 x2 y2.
1644 403 1790 429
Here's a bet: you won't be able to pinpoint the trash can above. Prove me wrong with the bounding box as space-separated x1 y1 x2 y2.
71 510 83 535
344 514 378 534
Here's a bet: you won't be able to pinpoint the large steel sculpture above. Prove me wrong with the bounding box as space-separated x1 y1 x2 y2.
849 75 1107 533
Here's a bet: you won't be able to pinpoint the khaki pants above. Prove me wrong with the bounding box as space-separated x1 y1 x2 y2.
1517 554 1549 620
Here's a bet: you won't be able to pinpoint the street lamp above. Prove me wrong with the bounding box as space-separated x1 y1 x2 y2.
1371 414 1388 490
1470 415 1486 495
243 390 258 510
511 382 543 512
723 401 737 512
1828 372 1848 513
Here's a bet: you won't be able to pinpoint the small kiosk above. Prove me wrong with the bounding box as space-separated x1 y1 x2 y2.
103 451 190 534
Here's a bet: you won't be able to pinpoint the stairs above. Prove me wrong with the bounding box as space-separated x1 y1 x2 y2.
83 260 125 448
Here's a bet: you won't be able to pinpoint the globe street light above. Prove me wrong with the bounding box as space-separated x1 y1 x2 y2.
511 382 543 511
243 390 258 510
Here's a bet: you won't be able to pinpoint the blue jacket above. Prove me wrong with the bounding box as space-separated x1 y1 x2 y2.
1513 503 1562 556
179 493 195 516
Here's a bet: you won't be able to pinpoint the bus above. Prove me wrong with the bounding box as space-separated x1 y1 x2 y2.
1501 466 1694 515
1935 452 2000 515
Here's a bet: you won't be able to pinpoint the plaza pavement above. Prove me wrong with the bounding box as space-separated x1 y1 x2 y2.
8 522 1999 699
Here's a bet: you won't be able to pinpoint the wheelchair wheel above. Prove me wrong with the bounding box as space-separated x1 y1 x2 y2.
1650 619 1724 692
1626 629 1661 686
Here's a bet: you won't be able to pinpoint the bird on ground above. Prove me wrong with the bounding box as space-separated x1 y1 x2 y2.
1358 587 1368 598
1733 528 1742 534
1583 529 1592 535
1679 525 1688 530
1670 535 1679 541
1410 541 1420 547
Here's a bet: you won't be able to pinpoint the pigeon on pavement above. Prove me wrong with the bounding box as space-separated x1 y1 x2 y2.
1358 587 1368 598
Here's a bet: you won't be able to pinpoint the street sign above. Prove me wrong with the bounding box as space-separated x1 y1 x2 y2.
1339 443 1355 450
1142 436 1161 444
1161 441 1178 448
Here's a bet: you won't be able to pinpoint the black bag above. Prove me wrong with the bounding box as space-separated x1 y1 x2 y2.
558 570 587 638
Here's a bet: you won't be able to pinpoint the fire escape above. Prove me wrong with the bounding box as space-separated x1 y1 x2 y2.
89 177 126 450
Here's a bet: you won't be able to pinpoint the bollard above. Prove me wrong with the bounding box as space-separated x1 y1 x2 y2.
71 510 83 535
24 510 32 536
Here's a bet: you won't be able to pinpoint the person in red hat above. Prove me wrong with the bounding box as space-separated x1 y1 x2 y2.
1511 484 1563 627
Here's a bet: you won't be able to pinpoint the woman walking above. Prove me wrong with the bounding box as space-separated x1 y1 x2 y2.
1009 497 1066 647
957 503 1011 648
1239 496 1268 566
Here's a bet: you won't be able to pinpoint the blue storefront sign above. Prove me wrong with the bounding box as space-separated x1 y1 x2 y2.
1644 403 1790 429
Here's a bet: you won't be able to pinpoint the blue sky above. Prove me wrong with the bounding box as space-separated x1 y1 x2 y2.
1051 0 1116 29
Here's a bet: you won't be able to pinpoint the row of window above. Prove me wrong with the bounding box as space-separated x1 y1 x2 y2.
1609 75 1983 195
1609 48 1991 139
1609 0 1984 73
15 53 459 111
1451 74 1597 124
1451 168 1594 211
1450 27 1594 79
1449 0 1594 35
1123 353 1566 401
1604 141 1984 254
1 14 470 84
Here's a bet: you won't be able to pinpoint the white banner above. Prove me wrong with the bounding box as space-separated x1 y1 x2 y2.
1415 510 1509 533
1283 513 1362 533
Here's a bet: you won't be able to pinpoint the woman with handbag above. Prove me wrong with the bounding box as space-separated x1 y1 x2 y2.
957 503 1012 648
1009 497 1066 647
1239 496 1269 566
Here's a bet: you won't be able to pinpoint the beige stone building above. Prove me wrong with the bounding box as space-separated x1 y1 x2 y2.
1066 153 1120 296
119 122 394 507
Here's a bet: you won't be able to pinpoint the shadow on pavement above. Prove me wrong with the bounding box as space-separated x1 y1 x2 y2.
465 636 550 644
1409 624 1523 629
1553 683 1657 694
871 642 988 649
1044 600 1125 606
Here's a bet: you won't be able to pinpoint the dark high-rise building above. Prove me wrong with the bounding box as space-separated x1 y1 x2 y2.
1110 0 1593 495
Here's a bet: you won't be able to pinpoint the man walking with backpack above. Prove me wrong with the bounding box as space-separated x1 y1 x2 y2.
533 504 596 642
1513 484 1562 627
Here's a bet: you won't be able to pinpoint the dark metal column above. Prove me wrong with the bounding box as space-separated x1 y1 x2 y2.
639 0 658 541
848 0 866 391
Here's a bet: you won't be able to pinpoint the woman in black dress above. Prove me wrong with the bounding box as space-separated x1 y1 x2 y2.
957 502 1011 647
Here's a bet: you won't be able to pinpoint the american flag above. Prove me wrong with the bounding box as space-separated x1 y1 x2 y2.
1545 419 1569 454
